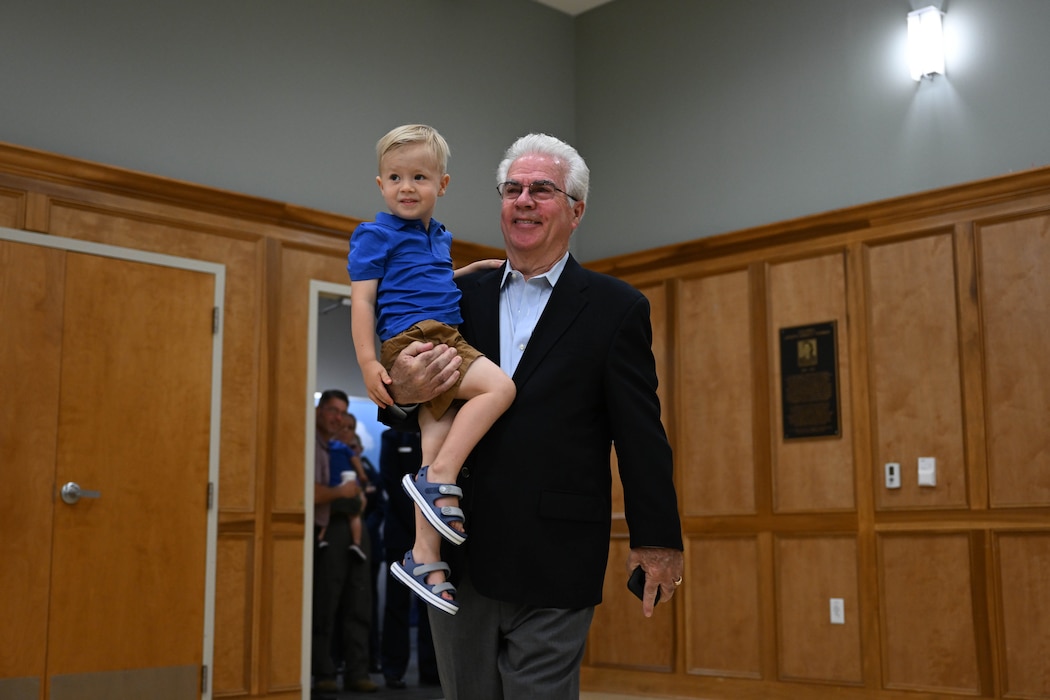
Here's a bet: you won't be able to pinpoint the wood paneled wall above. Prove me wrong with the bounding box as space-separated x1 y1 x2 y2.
3 142 1048 700
584 169 1050 699
0 142 498 699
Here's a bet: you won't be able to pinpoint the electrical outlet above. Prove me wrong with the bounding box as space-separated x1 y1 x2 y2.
885 462 901 489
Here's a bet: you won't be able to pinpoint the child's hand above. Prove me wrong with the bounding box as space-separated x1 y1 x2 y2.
362 360 394 407
454 258 504 278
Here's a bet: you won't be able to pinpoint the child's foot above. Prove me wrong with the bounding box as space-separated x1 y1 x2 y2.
390 550 458 615
349 543 367 562
402 465 467 545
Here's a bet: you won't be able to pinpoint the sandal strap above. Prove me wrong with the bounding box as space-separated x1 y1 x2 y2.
410 560 451 577
434 483 463 498
431 581 456 596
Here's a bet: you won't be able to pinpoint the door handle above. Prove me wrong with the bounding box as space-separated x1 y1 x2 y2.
60 481 101 505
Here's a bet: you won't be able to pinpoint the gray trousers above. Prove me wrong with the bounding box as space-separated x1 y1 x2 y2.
311 517 373 681
428 574 594 700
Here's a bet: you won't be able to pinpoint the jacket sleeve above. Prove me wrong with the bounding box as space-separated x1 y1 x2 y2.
604 293 684 550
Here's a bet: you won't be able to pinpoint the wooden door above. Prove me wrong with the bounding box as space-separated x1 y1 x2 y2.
0 236 219 699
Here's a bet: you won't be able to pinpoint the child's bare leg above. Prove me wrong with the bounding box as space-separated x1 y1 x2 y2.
426 357 515 484
350 514 363 546
410 408 455 598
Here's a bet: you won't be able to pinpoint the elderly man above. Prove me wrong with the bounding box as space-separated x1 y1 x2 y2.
385 133 684 700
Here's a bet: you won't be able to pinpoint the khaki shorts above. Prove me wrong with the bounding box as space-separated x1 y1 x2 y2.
379 319 482 421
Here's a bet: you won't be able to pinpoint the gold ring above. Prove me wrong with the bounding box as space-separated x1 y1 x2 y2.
673 577 683 586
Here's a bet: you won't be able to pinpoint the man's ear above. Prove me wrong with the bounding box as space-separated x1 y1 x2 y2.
439 173 451 196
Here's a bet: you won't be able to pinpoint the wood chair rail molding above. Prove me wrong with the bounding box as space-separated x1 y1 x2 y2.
0 141 503 262
586 164 1050 279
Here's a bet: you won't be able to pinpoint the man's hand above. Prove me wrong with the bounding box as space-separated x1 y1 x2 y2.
627 547 685 618
387 341 461 405
314 479 361 505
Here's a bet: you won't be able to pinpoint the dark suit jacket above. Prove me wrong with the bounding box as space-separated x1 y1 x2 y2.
447 255 682 609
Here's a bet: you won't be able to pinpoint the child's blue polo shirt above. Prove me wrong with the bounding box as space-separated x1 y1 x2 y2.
348 212 463 342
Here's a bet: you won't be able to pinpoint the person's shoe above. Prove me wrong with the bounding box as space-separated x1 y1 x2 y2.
345 677 378 693
385 676 407 689
349 543 367 562
313 677 339 693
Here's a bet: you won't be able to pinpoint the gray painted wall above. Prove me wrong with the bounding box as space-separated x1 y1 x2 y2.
3 0 1049 263
575 0 1050 259
0 0 575 252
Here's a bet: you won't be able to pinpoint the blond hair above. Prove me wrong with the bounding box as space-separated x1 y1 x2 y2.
376 124 450 173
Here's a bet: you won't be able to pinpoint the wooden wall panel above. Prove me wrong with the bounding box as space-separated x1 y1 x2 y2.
977 215 1050 507
273 245 349 514
687 536 762 678
995 532 1050 698
213 533 253 695
0 188 23 227
878 533 980 694
775 535 862 685
43 201 267 513
0 241 64 682
7 142 1050 700
678 272 756 516
768 254 854 512
268 533 305 691
866 232 967 509
589 539 675 671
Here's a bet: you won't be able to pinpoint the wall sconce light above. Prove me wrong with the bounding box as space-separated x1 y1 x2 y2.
908 5 945 81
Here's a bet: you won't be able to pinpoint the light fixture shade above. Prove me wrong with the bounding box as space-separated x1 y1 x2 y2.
908 5 945 81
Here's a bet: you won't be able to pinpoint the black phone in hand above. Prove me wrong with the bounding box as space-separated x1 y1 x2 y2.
627 566 660 605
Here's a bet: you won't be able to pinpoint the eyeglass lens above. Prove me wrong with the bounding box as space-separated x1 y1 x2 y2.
498 181 568 201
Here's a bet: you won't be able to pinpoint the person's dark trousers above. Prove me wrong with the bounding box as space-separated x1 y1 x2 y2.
366 509 384 671
381 554 438 683
312 516 373 686
312 524 344 682
336 520 374 685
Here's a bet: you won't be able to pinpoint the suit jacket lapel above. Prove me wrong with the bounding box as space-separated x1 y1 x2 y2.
511 256 588 385
460 256 589 385
459 265 502 359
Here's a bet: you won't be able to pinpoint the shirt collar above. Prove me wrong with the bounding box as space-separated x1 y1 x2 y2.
501 251 569 288
375 210 444 234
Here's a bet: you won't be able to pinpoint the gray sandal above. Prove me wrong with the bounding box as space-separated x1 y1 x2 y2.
402 465 466 545
390 550 458 615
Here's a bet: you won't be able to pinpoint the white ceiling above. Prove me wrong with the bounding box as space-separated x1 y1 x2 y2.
531 0 617 17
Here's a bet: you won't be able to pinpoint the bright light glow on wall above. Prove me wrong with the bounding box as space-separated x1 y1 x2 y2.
908 5 945 81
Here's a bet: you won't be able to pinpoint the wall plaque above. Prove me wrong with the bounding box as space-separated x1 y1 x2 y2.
779 321 841 440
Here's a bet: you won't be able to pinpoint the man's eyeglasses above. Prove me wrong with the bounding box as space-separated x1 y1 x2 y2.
497 180 577 202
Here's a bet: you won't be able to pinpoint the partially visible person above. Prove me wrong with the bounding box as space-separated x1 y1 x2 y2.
348 124 515 616
349 425 387 675
379 428 440 689
327 413 370 562
382 133 685 700
311 390 377 694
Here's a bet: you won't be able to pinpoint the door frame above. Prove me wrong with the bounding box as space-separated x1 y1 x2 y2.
0 226 225 700
301 279 353 695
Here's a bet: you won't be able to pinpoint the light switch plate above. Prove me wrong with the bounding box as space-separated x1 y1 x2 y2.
830 598 845 624
918 456 936 486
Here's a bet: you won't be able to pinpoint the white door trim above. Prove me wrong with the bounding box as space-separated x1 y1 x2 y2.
302 279 353 696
